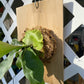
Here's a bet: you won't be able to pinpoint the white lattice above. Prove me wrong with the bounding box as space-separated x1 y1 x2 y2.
0 0 17 84
64 0 84 81
0 0 84 83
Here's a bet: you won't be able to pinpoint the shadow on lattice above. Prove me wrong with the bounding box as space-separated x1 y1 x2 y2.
0 1 5 18
76 0 84 7
65 25 84 58
3 14 13 31
0 28 5 41
64 73 84 84
64 56 71 69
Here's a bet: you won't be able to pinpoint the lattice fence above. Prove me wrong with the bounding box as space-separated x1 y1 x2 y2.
0 0 84 84
64 0 84 81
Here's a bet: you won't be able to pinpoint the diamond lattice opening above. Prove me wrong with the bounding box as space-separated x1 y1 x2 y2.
6 0 9 2
76 0 84 7
0 28 5 41
19 77 29 84
65 25 84 58
11 0 23 14
0 1 5 18
3 14 13 30
11 27 17 39
12 58 22 75
4 71 12 83
64 56 71 69
0 80 3 84
6 53 9 57
64 6 74 27
64 73 83 84
0 57 3 63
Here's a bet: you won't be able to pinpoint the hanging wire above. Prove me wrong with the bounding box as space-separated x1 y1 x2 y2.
34 0 39 9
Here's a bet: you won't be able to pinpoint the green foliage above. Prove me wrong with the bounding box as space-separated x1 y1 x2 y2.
22 29 43 50
0 29 44 84
16 51 23 69
11 39 23 46
0 41 23 58
0 50 16 79
22 48 44 84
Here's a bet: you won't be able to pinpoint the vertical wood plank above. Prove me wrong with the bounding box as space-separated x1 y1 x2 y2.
16 0 63 84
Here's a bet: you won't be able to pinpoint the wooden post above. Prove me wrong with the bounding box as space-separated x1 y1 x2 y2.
79 75 84 84
16 0 63 84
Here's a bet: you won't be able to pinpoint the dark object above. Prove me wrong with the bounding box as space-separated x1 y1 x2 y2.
32 0 41 2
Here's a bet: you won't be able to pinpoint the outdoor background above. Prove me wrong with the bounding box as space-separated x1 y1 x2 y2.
0 0 84 84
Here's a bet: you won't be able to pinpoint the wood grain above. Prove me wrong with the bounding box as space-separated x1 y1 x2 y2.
16 0 63 84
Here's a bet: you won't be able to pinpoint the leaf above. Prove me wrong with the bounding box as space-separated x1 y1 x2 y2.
21 47 44 84
0 50 16 79
11 39 23 46
22 29 43 50
16 51 23 69
22 66 44 84
0 41 23 58
34 49 44 58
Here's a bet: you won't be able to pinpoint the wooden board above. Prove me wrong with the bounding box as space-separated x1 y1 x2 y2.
79 75 84 84
16 0 63 84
